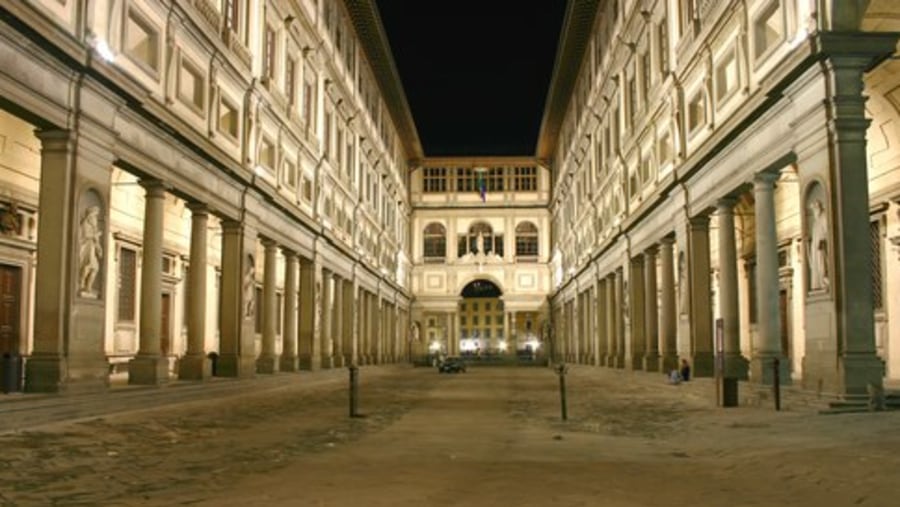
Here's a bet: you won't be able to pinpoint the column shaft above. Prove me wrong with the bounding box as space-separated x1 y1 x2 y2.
280 250 299 372
717 199 749 379
659 238 679 373
643 247 660 372
320 268 333 368
257 239 279 373
332 275 345 367
179 203 210 380
298 257 321 370
629 257 646 370
688 216 714 377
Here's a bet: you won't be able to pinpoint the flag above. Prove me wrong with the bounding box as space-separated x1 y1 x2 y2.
478 171 486 202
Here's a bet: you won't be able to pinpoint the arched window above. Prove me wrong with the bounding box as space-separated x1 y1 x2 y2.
515 221 539 261
458 222 503 257
423 223 446 262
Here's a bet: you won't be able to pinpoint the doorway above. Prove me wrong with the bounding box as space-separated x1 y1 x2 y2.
0 264 21 355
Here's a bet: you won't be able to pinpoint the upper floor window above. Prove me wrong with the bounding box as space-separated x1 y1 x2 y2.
515 221 539 260
753 1 784 63
285 57 297 105
124 7 160 75
263 24 276 84
423 223 446 262
223 0 243 39
459 222 503 257
514 166 537 191
715 48 739 105
423 168 448 193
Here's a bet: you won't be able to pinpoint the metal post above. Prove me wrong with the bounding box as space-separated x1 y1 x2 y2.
773 358 781 411
556 363 568 421
349 365 359 418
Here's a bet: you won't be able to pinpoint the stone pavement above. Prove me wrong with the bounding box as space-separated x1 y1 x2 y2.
1 364 899 506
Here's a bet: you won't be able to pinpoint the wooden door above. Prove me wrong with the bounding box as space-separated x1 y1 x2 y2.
161 293 171 355
0 264 21 355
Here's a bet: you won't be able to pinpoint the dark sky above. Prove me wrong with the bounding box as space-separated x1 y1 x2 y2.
375 1 567 157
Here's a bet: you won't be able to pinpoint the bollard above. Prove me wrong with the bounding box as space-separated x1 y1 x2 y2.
349 365 359 418
773 357 781 412
555 363 568 421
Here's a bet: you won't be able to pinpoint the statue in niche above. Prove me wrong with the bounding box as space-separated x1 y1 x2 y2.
411 322 420 343
78 206 103 297
807 198 829 291
476 231 485 254
243 255 256 318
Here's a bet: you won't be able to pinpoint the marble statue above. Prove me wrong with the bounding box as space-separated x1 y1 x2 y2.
807 198 829 291
78 206 102 297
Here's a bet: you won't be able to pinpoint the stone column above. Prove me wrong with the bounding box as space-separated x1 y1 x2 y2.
343 279 356 365
614 269 625 368
298 256 322 370
643 246 660 372
320 268 333 369
751 173 788 384
595 277 608 366
659 237 679 373
257 239 279 373
216 220 258 377
571 295 580 362
26 131 112 393
717 198 749 379
359 290 369 364
332 274 345 367
129 180 169 385
179 203 211 380
688 215 714 377
280 249 299 372
798 34 897 396
375 298 384 363
629 257 646 370
605 274 616 367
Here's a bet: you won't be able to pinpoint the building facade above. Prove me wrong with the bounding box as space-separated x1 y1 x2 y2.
0 0 417 391
545 0 900 398
2 0 900 403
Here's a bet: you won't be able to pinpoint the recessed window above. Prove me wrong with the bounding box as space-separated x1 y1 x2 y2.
640 155 653 186
285 57 297 105
258 138 275 171
423 168 447 193
302 177 313 202
423 222 446 262
514 166 537 191
687 91 706 134
754 1 784 62
124 8 159 74
177 57 205 112
218 96 239 140
515 221 539 260
282 161 297 189
715 48 738 104
658 130 672 165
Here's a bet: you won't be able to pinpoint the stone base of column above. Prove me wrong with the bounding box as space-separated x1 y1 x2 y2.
691 352 715 378
643 353 661 372
603 354 614 367
660 354 679 374
333 355 346 368
723 353 750 380
178 354 211 381
24 356 66 393
629 355 644 371
803 352 883 397
320 355 334 369
280 355 299 372
217 354 257 378
128 355 169 385
615 354 625 369
298 355 320 371
750 354 791 385
256 354 280 374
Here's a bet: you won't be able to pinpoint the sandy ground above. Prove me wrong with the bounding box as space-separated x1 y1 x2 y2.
1 364 899 506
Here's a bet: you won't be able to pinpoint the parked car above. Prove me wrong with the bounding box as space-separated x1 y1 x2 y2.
438 357 467 373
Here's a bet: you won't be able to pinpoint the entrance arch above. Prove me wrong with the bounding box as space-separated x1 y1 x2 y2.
458 279 506 358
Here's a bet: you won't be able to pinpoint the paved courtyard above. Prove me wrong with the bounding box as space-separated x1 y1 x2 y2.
1 365 899 506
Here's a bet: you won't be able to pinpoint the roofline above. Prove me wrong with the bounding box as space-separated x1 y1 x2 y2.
419 156 545 168
345 0 425 162
535 0 601 162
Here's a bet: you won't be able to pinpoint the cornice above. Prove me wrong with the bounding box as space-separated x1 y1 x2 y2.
535 0 602 162
344 0 424 163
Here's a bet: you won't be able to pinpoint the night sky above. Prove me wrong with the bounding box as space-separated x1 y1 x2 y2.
375 1 567 157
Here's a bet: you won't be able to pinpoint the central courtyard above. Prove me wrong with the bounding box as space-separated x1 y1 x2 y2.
2 366 898 506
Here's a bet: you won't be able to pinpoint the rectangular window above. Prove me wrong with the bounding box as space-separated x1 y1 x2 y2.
258 137 275 171
641 51 652 97
117 247 137 322
687 91 705 134
263 24 276 83
224 0 241 35
303 66 317 131
124 8 160 74
218 96 239 140
283 161 297 189
285 57 297 105
177 57 205 113
324 109 333 159
657 22 669 73
514 166 537 191
715 48 738 104
754 1 784 62
302 176 313 202
423 168 448 192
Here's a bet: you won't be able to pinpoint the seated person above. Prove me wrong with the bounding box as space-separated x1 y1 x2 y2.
679 359 691 382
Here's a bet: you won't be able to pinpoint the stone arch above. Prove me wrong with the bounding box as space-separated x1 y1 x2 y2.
456 275 504 297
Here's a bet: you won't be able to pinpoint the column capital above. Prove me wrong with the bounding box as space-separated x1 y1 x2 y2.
281 246 298 258
716 197 738 212
644 244 659 257
753 171 779 189
688 214 710 229
186 201 209 215
139 179 167 196
660 236 676 247
35 129 75 150
261 237 278 249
